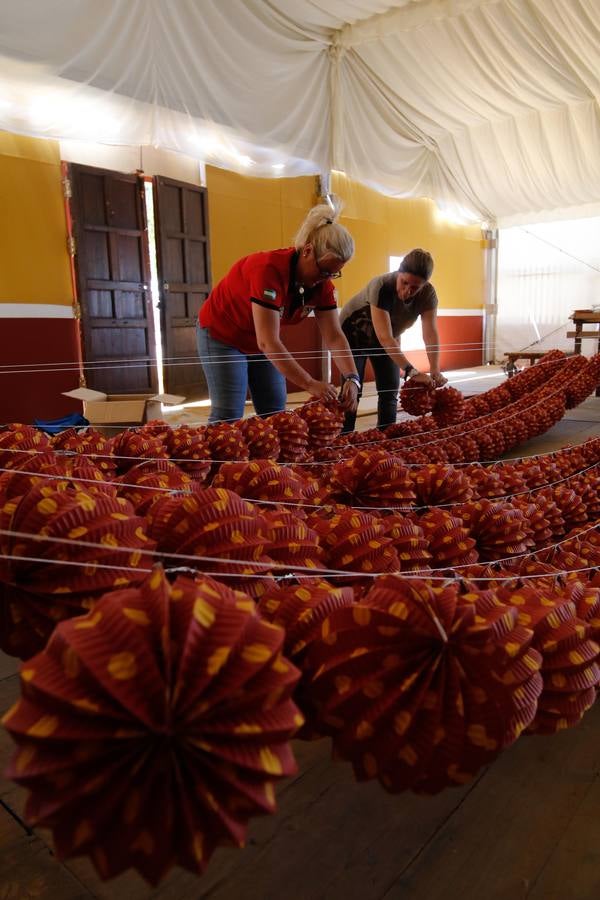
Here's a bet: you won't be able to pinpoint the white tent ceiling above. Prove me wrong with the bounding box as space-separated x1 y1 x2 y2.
1 0 599 224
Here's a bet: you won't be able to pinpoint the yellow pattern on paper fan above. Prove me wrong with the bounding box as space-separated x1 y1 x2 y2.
74 611 103 630
123 608 151 626
260 747 283 776
107 652 137 680
206 646 231 675
193 598 216 628
242 643 272 664
27 715 59 737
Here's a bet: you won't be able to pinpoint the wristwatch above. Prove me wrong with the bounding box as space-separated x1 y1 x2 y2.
404 363 417 379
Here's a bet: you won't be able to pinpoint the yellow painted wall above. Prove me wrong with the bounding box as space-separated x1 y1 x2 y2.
205 166 484 311
0 131 73 305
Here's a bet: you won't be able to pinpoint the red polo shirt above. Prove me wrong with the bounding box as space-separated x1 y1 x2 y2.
199 248 338 354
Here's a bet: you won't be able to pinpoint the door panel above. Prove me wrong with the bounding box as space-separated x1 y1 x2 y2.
154 176 211 400
71 163 157 395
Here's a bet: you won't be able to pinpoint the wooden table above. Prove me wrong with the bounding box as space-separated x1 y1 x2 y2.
503 351 546 377
567 309 600 394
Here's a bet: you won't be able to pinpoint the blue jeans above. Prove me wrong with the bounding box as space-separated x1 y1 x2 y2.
197 324 287 424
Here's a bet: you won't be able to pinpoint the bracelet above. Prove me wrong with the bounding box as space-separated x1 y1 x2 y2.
404 363 417 378
342 373 362 388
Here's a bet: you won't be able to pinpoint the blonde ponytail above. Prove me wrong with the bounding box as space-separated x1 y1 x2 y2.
293 193 354 263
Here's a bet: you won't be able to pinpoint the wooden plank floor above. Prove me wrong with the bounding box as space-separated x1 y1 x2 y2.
1 385 600 899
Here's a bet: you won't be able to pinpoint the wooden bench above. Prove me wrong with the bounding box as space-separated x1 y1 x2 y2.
503 351 546 377
568 309 600 395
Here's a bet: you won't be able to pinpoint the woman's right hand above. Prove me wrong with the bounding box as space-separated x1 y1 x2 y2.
408 372 434 387
307 378 338 403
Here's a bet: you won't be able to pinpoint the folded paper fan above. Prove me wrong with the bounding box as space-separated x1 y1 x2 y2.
298 401 344 449
0 451 115 506
205 423 249 466
305 508 400 582
238 416 280 460
146 488 276 599
268 412 310 463
0 484 154 658
325 449 416 509
415 508 479 568
116 460 194 515
51 427 116 476
497 582 600 734
532 489 566 539
399 381 434 417
3 566 301 885
411 464 473 507
167 426 212 482
464 464 505 500
0 424 50 471
111 429 168 473
565 580 600 643
551 485 589 532
378 514 432 572
570 472 600 521
212 460 313 507
431 386 465 426
511 499 553 549
302 576 542 794
457 500 534 561
260 509 324 572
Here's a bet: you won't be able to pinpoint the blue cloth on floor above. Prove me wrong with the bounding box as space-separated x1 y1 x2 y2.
32 412 90 435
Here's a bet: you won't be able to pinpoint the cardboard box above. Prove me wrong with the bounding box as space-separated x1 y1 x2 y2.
62 389 186 425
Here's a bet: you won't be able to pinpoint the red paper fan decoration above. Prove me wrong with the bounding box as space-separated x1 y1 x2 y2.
111 429 168 473
298 401 344 449
411 464 473 507
305 508 400 582
0 451 115 506
431 386 465 426
238 416 280 460
565 580 600 643
212 460 313 507
146 487 276 599
0 424 50 471
531 488 566 539
302 576 542 793
205 423 249 469
416 508 479 568
346 428 384 446
399 381 434 417
325 449 416 509
167 425 212 482
551 485 589 532
465 464 505 499
384 420 425 439
378 514 432 572
268 412 310 463
51 427 116 476
457 500 534 561
497 583 600 734
3 566 301 884
0 484 154 658
511 499 553 549
116 460 194 515
259 509 324 571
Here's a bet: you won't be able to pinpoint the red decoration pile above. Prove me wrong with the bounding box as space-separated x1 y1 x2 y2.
3 567 302 884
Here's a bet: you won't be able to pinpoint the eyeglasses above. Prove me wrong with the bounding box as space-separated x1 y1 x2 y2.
316 266 342 280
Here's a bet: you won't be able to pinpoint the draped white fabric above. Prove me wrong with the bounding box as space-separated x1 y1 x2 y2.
1 0 599 222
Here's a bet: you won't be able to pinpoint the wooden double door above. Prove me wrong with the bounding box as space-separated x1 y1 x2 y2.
70 164 211 401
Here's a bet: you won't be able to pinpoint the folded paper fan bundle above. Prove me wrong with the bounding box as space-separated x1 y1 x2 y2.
324 449 416 509
298 401 344 449
399 381 435 417
3 566 302 884
415 508 479 568
212 460 313 507
0 484 154 658
431 386 465 426
497 582 600 734
0 424 50 471
167 426 212 482
305 508 400 581
302 576 542 794
268 412 310 463
0 451 115 506
259 509 324 572
205 423 249 466
457 500 534 561
377 514 432 572
238 416 280 460
115 460 194 515
410 464 473 507
51 427 116 476
111 429 168 473
146 487 276 599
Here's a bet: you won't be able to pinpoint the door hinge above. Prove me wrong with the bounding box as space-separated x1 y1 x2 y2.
62 176 72 199
67 236 77 257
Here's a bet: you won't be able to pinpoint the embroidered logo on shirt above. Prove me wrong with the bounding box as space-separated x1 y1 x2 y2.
263 289 277 301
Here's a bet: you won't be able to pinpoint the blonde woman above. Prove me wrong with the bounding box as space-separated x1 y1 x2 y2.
197 196 361 423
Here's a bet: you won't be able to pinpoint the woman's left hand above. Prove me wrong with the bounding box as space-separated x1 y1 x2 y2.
339 379 360 412
430 370 448 387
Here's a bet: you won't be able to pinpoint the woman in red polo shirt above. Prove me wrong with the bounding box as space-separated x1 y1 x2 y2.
197 196 361 423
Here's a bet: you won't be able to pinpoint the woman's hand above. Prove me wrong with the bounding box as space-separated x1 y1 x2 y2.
307 378 338 404
409 372 434 387
339 378 360 412
430 371 448 387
